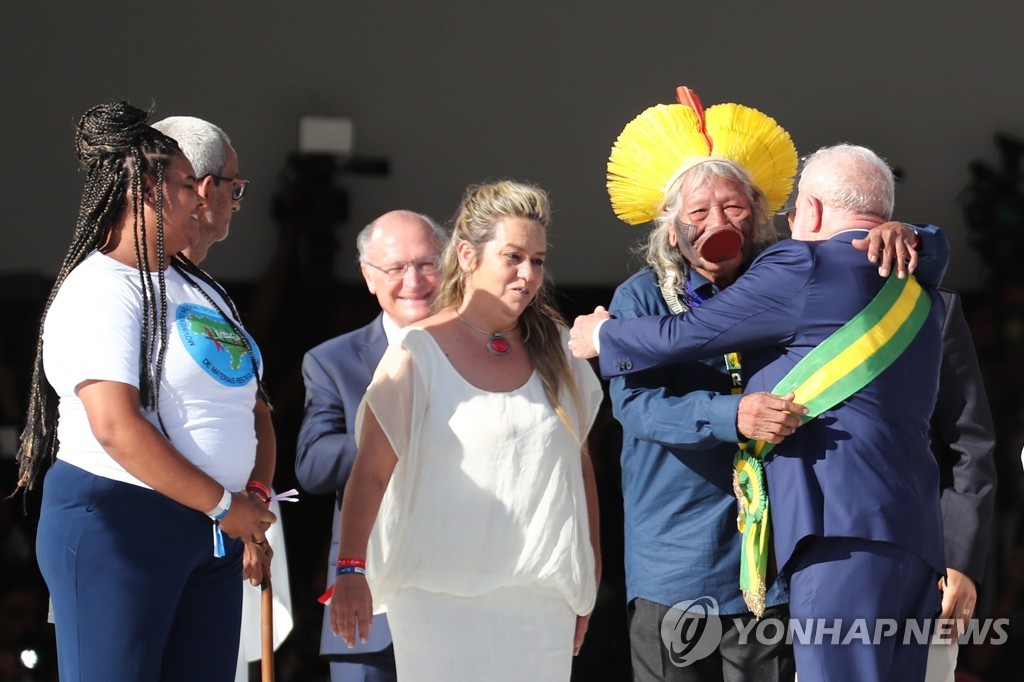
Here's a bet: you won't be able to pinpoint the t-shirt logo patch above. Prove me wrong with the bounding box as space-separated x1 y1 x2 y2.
175 303 261 386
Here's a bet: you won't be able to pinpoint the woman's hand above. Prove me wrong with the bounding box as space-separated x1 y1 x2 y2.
219 491 276 543
242 539 274 586
329 573 375 648
573 612 592 656
77 380 279 533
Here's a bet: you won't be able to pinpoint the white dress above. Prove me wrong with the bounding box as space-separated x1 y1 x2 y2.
356 326 602 681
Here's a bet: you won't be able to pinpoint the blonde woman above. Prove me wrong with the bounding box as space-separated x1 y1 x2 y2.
329 180 602 680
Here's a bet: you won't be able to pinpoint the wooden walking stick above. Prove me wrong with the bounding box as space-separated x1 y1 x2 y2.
261 577 275 682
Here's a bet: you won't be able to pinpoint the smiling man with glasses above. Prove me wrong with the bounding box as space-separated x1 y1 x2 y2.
362 255 442 281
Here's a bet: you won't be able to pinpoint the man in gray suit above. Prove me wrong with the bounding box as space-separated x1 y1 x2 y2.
296 210 446 682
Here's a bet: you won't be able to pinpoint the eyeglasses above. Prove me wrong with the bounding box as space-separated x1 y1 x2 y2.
364 256 442 281
775 205 797 223
205 174 249 201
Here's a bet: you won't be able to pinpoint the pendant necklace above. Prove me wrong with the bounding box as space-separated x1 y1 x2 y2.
455 309 517 357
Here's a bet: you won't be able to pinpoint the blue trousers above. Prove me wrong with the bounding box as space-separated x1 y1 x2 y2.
37 461 243 682
787 537 941 682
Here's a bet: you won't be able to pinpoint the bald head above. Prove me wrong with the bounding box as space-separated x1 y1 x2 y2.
357 211 447 327
788 144 897 241
356 211 445 261
799 144 895 220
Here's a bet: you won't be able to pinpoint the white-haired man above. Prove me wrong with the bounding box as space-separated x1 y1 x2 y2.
153 116 290 681
572 145 954 682
153 116 248 263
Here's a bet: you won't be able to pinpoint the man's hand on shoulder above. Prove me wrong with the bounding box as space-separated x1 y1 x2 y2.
851 221 918 279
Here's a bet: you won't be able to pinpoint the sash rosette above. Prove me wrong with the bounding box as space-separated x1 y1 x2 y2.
733 449 769 617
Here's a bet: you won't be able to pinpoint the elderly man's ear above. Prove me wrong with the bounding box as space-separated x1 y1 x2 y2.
802 196 824 233
790 195 824 237
195 175 217 200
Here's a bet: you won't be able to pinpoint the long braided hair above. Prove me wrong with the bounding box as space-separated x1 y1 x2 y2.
17 101 197 492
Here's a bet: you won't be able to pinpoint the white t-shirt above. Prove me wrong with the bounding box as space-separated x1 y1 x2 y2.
358 326 603 615
43 252 262 491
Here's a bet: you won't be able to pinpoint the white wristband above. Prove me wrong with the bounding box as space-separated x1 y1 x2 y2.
206 488 232 521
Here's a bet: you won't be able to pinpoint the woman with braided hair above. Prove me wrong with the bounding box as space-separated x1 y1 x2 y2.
18 101 276 681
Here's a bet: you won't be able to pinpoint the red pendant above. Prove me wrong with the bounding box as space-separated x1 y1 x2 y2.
488 335 511 356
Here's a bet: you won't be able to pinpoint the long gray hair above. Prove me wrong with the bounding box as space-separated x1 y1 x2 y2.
638 157 776 296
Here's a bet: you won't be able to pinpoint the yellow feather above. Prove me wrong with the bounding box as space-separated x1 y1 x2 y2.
607 97 798 224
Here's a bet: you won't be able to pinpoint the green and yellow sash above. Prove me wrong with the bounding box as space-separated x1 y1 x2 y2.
734 273 932 617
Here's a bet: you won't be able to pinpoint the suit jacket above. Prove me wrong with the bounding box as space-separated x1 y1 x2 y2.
295 314 393 656
932 289 997 583
598 233 946 575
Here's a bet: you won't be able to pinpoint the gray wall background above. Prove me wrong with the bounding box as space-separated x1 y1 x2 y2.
2 1 1021 290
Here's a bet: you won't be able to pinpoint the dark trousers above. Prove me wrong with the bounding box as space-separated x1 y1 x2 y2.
37 461 243 682
787 536 941 682
628 597 795 682
329 646 398 682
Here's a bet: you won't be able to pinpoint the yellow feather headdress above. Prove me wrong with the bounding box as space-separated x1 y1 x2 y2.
607 86 798 225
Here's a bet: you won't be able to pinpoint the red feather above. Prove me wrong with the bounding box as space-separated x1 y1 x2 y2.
675 86 713 153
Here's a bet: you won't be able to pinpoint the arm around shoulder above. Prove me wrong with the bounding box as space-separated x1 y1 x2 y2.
909 224 950 286
598 241 809 377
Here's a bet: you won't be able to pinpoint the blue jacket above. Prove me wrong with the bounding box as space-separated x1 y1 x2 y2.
599 233 947 575
609 268 787 613
295 315 393 656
